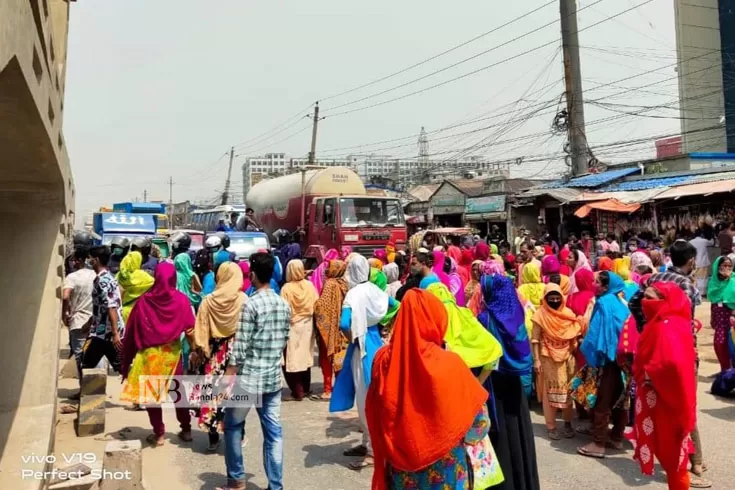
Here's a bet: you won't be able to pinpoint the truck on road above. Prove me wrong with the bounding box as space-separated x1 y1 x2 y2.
246 167 407 263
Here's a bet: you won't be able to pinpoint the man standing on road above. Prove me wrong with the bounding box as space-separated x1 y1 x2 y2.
82 245 124 372
63 247 96 385
222 252 290 490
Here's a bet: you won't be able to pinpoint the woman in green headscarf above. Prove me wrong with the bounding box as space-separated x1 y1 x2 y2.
426 282 502 383
708 256 735 371
117 251 155 322
174 253 202 310
369 267 388 291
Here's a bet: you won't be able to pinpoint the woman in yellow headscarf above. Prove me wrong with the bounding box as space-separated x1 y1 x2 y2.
613 258 639 301
426 283 502 383
281 260 319 400
117 251 155 322
517 262 545 308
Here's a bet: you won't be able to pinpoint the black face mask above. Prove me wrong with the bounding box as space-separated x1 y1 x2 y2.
547 300 562 310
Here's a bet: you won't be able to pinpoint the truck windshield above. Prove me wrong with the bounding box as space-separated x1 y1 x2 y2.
228 235 271 260
339 198 405 228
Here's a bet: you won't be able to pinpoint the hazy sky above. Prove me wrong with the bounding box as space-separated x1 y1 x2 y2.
64 0 679 222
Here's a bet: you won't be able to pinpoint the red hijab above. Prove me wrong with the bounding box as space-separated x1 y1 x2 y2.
567 268 595 316
239 261 252 292
121 262 196 377
559 249 572 276
630 282 696 474
475 241 490 261
598 256 614 271
366 290 488 489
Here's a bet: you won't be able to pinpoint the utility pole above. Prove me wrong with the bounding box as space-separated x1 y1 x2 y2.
222 146 235 205
168 177 174 228
307 102 320 164
560 0 589 176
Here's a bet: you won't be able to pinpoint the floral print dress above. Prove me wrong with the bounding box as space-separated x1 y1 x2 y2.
388 405 502 490
191 336 234 433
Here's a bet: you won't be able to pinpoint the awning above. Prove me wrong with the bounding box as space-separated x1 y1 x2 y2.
654 179 735 200
574 188 667 204
406 215 426 225
520 187 582 203
574 199 641 218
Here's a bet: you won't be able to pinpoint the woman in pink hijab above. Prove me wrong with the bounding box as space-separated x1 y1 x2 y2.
340 246 353 260
432 249 451 288
310 249 339 295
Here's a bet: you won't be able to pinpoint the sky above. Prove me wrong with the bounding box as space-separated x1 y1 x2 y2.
64 0 681 224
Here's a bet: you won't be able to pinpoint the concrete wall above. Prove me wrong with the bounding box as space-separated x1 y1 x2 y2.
674 0 728 152
0 0 74 488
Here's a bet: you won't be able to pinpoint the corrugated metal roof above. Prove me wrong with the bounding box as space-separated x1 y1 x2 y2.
566 167 640 188
407 184 439 202
519 187 582 203
685 170 735 185
655 179 735 200
579 189 668 204
602 175 695 192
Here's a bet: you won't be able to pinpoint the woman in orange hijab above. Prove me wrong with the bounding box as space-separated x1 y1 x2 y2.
366 289 495 490
532 283 583 440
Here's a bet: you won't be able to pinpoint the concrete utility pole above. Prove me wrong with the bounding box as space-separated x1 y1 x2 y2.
222 146 235 205
168 177 174 228
307 102 320 165
560 0 589 176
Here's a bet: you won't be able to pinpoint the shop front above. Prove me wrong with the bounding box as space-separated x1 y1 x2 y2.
430 182 467 227
465 195 508 240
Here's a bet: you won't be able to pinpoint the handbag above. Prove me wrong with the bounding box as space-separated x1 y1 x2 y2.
466 435 504 489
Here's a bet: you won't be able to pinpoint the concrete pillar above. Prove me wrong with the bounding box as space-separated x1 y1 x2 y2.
100 441 143 490
76 369 106 437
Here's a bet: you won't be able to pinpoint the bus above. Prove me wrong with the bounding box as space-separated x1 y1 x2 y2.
191 205 246 232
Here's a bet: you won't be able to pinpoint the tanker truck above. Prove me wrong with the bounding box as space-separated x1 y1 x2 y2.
246 167 407 264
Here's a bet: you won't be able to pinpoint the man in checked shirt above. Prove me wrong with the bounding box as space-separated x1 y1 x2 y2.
222 252 291 490
642 240 711 488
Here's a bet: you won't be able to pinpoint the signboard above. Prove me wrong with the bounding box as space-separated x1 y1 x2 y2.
465 195 506 214
433 197 465 207
96 213 156 234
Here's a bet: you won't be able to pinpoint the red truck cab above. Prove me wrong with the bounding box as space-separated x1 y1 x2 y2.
303 195 407 264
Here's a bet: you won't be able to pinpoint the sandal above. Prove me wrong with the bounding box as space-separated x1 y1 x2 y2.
348 458 374 471
577 445 605 459
178 431 193 442
607 439 624 450
547 429 561 441
207 440 222 452
691 463 709 475
689 475 713 488
309 393 332 401
561 426 575 439
343 445 368 457
146 434 164 447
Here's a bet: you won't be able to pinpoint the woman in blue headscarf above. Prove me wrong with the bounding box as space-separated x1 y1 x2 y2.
477 274 540 490
575 271 631 460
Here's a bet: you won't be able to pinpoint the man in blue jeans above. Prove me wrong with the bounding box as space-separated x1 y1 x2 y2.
222 252 291 490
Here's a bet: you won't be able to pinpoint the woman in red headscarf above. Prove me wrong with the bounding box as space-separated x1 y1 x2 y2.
366 289 498 490
626 282 697 490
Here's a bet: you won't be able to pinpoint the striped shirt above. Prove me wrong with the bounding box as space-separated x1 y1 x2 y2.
230 287 291 395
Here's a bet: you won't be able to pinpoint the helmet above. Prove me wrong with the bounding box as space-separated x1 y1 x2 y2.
73 230 93 248
110 236 130 250
110 236 130 257
215 232 230 249
205 235 222 253
169 231 191 255
130 237 152 256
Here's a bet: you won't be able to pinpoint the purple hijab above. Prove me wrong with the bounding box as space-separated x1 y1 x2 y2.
121 262 195 378
447 258 466 307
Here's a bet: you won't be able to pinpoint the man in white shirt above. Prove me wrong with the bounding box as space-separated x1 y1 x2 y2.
63 248 96 385
689 232 714 294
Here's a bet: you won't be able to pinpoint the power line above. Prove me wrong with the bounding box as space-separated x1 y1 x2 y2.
319 0 558 103
322 0 654 118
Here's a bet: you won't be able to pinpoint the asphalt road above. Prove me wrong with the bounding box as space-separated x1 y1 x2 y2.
105 305 734 490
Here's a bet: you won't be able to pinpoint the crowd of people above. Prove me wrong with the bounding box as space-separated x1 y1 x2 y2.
60 224 735 489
